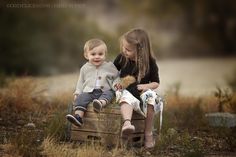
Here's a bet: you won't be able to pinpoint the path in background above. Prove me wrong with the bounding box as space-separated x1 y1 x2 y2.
158 57 236 96
41 57 236 97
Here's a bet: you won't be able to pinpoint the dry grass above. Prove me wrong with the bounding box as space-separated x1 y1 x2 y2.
0 143 21 157
160 95 206 131
49 92 73 110
1 77 236 156
41 137 135 157
228 94 236 113
0 77 39 112
166 92 236 113
0 76 73 114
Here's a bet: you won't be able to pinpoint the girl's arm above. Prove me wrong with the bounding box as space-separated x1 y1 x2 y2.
137 58 160 92
137 82 159 92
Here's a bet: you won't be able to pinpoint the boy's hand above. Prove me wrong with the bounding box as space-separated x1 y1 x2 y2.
74 94 79 101
114 83 123 91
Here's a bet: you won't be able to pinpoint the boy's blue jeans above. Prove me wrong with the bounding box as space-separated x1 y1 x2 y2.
74 89 114 112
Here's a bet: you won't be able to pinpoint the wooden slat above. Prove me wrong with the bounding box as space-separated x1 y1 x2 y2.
70 130 120 146
127 133 145 147
85 103 121 114
132 119 145 133
71 117 121 134
70 130 144 146
71 119 144 133
84 111 121 119
72 103 146 120
85 110 144 120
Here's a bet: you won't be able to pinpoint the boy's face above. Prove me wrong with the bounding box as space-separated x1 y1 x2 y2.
122 39 136 60
85 44 106 67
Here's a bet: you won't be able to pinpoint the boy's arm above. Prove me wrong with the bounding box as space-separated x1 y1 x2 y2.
74 94 79 101
112 77 122 91
105 62 122 91
74 67 84 96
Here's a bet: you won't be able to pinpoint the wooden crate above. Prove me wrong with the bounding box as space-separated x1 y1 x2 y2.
68 103 145 147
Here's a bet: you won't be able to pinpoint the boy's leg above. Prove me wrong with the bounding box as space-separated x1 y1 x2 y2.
93 89 114 112
66 112 83 127
99 89 115 106
66 92 92 127
74 92 93 113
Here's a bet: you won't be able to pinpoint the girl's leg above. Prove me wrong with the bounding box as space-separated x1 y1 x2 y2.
145 104 155 148
120 102 135 136
121 102 133 123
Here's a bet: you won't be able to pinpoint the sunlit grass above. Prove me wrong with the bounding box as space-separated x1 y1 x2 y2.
41 137 135 157
0 77 39 113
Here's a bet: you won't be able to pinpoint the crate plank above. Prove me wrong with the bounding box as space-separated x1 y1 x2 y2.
71 130 120 146
71 117 121 134
71 130 144 146
71 119 145 133
69 103 145 146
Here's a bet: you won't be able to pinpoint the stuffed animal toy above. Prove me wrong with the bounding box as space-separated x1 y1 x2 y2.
114 75 136 102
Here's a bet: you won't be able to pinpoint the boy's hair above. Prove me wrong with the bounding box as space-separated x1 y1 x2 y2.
84 38 107 58
120 28 155 82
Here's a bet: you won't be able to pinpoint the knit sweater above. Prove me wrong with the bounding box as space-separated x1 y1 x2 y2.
74 61 119 95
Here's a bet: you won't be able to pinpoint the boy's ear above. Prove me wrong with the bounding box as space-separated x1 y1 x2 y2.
84 53 88 59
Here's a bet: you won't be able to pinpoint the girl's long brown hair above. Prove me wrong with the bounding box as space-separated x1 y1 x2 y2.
120 28 155 82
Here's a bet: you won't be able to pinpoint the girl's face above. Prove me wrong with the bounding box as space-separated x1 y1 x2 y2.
85 44 106 67
122 39 136 60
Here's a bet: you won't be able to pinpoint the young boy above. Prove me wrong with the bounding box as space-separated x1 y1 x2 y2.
66 39 119 127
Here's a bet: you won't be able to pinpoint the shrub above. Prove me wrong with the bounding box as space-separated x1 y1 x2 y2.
44 110 68 141
228 94 236 113
0 77 39 113
226 68 236 93
214 86 232 112
163 95 207 130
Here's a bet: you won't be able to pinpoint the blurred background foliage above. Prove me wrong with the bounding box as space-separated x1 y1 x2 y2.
0 0 236 76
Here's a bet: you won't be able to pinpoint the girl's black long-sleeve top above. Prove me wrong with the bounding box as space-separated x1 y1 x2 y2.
113 54 160 101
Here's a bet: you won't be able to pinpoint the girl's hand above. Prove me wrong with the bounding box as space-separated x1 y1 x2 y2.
137 84 149 92
137 82 159 92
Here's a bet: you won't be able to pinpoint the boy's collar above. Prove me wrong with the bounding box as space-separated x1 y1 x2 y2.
86 61 107 67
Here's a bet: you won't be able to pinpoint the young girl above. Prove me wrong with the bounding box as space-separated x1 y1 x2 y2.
114 28 160 149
